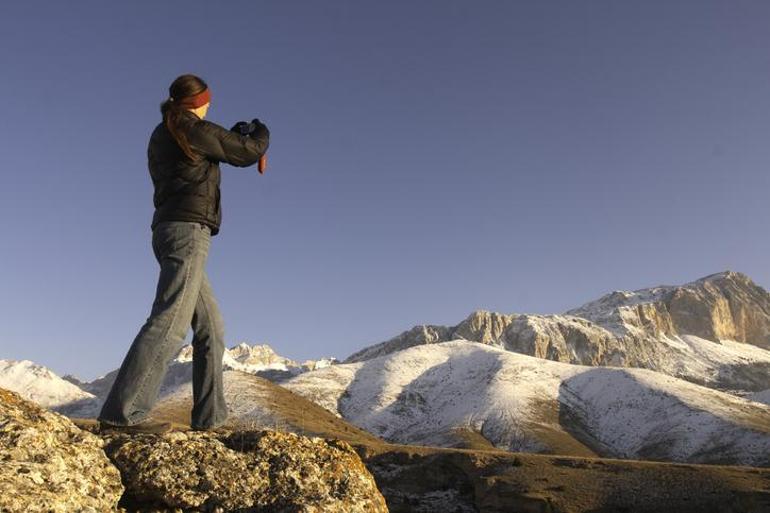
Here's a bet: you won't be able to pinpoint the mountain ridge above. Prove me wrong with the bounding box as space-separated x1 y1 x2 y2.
342 270 770 395
284 339 770 467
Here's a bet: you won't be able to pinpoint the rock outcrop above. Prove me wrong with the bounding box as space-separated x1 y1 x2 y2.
1 387 387 513
103 429 388 512
0 388 123 512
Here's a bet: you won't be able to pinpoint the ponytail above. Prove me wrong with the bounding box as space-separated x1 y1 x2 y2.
159 74 209 163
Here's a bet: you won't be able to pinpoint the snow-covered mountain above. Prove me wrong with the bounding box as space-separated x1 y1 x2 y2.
344 271 770 396
0 343 336 417
0 360 95 409
175 341 336 375
284 339 770 467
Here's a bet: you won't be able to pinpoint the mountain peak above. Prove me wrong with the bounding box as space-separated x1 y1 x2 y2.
0 359 94 408
693 270 755 288
566 270 770 347
226 342 290 366
454 310 517 344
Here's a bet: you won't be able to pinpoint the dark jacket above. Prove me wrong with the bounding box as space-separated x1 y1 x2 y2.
147 110 269 236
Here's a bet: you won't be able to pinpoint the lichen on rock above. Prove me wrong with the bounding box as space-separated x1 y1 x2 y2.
0 388 124 512
103 428 388 512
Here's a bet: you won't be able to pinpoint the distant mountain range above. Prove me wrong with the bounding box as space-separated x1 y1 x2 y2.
0 343 337 418
343 271 770 395
2 270 769 467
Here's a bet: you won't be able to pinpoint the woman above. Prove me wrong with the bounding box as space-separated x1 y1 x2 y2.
97 74 270 432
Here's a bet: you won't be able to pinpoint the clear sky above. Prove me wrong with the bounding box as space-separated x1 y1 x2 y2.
2 1 770 380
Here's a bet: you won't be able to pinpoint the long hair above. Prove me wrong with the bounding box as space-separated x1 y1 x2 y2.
160 74 208 162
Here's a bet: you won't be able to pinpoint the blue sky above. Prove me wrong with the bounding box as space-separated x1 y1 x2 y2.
2 1 770 379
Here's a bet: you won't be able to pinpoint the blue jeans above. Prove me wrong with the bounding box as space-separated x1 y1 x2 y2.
98 221 228 429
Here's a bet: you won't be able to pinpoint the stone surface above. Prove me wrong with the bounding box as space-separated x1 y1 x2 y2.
102 429 388 512
0 387 123 513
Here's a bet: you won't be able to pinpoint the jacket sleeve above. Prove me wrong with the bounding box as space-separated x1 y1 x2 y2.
187 120 270 167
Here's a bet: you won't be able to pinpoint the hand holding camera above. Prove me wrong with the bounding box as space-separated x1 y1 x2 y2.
230 118 269 174
230 118 264 135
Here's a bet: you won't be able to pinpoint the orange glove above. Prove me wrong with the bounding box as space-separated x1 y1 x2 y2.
258 154 267 174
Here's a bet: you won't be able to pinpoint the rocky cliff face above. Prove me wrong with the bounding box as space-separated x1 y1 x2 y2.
567 271 770 347
0 388 387 513
343 271 770 394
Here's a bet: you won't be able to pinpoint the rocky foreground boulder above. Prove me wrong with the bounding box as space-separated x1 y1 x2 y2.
0 388 388 512
102 430 387 512
0 388 123 512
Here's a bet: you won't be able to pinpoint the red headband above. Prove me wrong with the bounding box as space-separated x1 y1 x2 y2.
173 88 211 108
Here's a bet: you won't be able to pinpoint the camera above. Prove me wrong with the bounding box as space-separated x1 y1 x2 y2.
230 118 266 137
230 119 268 174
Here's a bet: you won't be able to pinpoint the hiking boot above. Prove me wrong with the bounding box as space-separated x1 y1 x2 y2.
190 423 230 434
98 420 173 434
70 418 100 433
